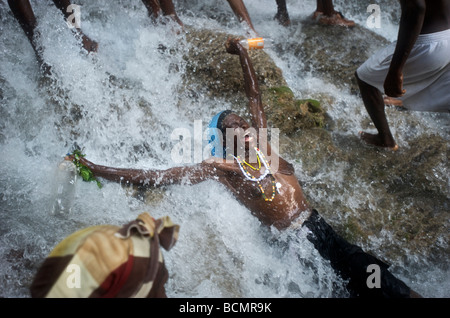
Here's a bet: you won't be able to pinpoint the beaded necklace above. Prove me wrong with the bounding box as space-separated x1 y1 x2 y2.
233 147 280 202
242 152 261 170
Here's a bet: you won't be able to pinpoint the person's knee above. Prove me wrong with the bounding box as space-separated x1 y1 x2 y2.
354 70 373 90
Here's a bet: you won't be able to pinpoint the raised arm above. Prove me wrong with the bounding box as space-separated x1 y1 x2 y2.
74 156 215 188
225 38 267 129
384 0 426 97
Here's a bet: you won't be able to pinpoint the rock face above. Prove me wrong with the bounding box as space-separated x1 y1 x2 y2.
182 27 326 133
179 24 448 268
183 28 287 100
281 20 390 94
281 129 449 265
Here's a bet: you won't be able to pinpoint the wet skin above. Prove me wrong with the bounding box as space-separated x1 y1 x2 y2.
8 0 186 73
8 0 98 74
141 0 184 28
274 0 291 26
313 0 355 27
209 113 311 230
226 0 258 35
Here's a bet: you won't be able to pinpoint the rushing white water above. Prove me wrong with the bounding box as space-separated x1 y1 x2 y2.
0 0 448 298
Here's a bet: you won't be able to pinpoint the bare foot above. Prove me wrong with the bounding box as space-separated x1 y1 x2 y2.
313 11 355 28
154 14 185 35
74 30 98 53
161 13 184 29
81 34 99 53
359 131 398 151
384 96 404 107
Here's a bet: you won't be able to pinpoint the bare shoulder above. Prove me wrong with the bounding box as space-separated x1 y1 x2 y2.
277 157 295 175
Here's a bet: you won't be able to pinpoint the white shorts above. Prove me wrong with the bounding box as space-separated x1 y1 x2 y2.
356 28 450 112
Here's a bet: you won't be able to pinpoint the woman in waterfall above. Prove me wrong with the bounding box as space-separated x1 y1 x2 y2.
69 38 420 298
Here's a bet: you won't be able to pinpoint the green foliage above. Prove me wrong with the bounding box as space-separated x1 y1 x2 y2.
300 99 321 113
72 149 102 188
268 86 294 96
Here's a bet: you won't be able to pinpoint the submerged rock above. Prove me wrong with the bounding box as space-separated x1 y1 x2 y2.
279 129 449 268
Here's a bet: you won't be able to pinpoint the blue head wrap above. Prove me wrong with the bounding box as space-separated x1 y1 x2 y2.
207 110 232 158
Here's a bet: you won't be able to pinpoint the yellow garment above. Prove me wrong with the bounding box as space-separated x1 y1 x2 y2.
30 213 179 298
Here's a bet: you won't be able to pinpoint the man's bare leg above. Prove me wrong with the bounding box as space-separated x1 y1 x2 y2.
142 0 161 19
8 0 41 61
142 0 183 27
159 0 184 27
356 72 399 150
7 0 53 74
313 0 355 27
274 0 290 26
315 0 333 15
51 0 98 53
226 0 258 35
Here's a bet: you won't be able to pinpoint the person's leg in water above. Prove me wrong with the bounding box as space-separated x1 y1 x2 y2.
303 210 421 297
355 71 399 150
51 0 98 53
274 0 290 26
7 0 48 71
141 0 184 28
226 0 258 36
313 0 355 27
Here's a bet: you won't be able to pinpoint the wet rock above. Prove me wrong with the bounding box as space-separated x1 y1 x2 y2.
262 86 326 133
275 123 448 265
183 28 285 97
280 20 390 94
182 27 325 133
301 132 449 263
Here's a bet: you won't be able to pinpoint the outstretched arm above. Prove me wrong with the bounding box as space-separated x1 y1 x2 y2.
225 38 267 129
384 0 426 97
74 156 216 188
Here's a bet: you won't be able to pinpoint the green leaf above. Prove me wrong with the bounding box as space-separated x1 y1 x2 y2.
70 150 102 188
80 167 92 182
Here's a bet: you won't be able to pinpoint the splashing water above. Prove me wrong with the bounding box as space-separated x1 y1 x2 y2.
0 0 448 298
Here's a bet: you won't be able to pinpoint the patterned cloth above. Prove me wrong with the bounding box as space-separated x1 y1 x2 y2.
30 213 179 298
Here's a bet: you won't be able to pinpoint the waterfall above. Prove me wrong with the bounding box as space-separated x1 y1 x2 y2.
0 0 448 298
